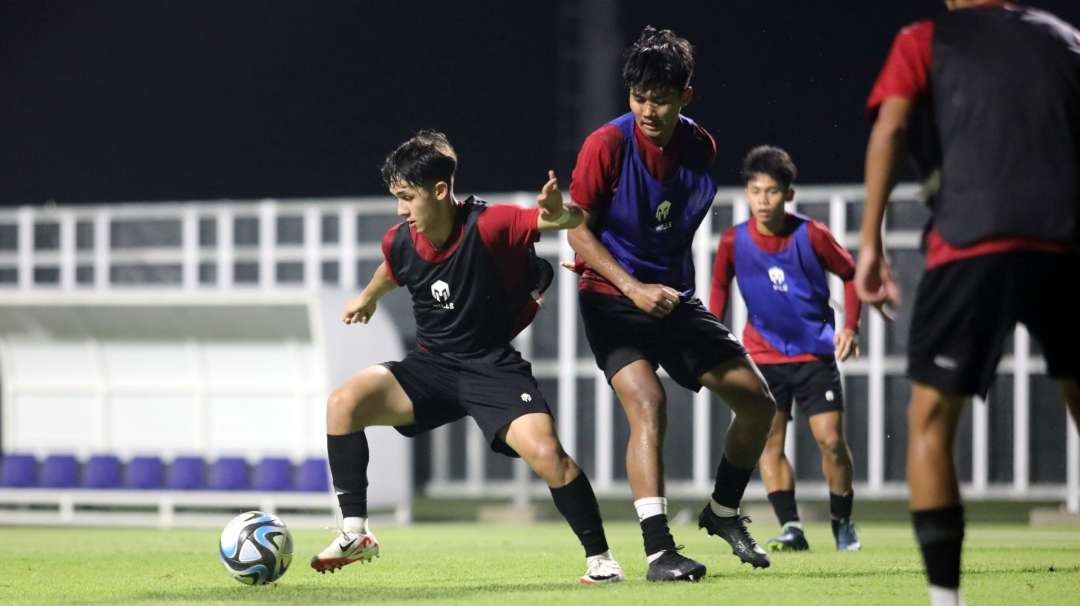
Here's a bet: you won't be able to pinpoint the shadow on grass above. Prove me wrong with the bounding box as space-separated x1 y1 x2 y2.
130 581 573 603
736 565 1080 580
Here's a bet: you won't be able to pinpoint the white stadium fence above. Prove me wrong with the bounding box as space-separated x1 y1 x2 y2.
0 185 1076 527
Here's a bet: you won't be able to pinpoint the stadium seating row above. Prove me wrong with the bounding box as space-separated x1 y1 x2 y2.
0 454 329 492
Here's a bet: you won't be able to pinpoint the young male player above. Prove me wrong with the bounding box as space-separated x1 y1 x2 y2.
710 146 862 552
311 131 625 585
568 26 776 581
858 2 1080 604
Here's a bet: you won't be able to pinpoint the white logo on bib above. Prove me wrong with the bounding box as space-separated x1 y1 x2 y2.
430 280 455 310
768 266 788 292
654 200 673 232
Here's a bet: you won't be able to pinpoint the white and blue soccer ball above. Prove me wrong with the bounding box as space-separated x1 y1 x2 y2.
218 510 294 585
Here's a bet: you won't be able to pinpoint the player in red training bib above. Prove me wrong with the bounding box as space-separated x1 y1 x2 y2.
858 2 1080 604
311 131 625 585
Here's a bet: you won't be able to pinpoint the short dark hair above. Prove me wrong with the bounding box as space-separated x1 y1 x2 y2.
622 26 694 93
741 145 797 190
380 130 458 189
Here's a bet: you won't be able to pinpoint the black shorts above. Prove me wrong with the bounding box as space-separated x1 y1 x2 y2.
908 251 1080 398
757 359 844 420
382 346 552 457
579 291 748 391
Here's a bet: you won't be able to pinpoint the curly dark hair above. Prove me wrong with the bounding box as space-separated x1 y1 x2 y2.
622 26 694 93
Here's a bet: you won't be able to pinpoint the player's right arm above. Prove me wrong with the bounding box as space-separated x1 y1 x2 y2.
856 21 930 314
343 228 401 325
566 215 677 317
567 126 680 318
857 98 909 315
342 261 397 325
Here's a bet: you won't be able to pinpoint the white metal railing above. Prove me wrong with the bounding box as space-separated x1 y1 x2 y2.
1 185 1076 510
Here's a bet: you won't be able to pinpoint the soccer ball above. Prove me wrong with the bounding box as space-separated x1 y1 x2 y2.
218 510 294 585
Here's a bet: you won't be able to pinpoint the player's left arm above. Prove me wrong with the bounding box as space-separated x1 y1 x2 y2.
535 170 584 232
809 222 862 360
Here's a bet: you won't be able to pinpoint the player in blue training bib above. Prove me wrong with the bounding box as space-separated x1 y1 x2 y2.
567 26 775 581
711 146 863 553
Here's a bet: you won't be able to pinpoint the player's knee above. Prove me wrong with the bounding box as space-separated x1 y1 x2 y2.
326 387 357 418
740 392 776 428
327 382 374 428
625 395 666 433
523 440 566 476
817 433 845 458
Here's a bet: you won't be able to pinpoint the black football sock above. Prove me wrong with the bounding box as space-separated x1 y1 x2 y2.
912 505 965 589
328 431 369 518
830 491 854 520
711 456 755 510
767 490 800 526
550 471 610 557
640 514 677 557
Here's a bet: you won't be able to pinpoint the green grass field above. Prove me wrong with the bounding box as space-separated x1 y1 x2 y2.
2 522 1078 605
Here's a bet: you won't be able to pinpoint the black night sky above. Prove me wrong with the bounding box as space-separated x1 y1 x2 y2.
2 1 1078 205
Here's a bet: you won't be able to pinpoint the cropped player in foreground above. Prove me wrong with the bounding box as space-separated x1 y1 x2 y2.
312 131 625 585
710 146 863 553
859 2 1080 604
567 26 775 581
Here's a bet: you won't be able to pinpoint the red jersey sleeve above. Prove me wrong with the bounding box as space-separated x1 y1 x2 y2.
476 204 541 255
867 20 933 119
708 228 737 320
807 220 861 332
569 124 624 215
380 225 400 285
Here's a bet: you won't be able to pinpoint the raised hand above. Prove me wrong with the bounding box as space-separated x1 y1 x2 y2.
537 170 564 218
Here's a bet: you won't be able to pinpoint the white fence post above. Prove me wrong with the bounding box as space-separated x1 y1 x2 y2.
1013 325 1031 494
17 207 33 290
259 200 276 290
182 206 199 290
557 230 578 457
692 202 714 491
93 210 110 289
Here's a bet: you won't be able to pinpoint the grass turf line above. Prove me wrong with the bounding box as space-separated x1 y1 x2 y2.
0 522 1077 605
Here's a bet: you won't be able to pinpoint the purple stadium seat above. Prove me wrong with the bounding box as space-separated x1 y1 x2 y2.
253 457 293 491
82 455 122 488
296 457 330 492
166 456 205 490
0 453 37 487
41 454 79 488
208 457 250 490
126 456 165 489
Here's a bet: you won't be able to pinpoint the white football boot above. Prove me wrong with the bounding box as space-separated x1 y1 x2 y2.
310 518 380 573
579 551 625 585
